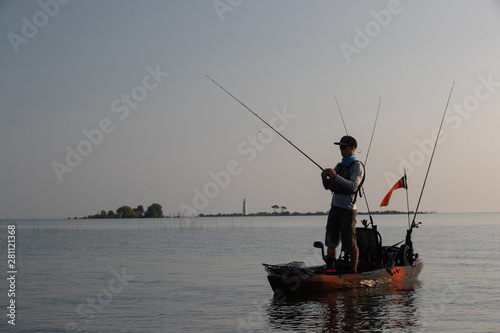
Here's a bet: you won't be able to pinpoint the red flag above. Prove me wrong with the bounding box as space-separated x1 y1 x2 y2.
380 176 407 207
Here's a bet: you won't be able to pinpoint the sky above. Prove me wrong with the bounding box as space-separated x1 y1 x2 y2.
1 0 500 219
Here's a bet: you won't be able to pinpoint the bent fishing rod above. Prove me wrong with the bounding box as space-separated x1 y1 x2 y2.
412 81 455 224
206 75 325 171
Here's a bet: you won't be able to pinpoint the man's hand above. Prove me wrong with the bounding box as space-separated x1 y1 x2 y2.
321 168 337 179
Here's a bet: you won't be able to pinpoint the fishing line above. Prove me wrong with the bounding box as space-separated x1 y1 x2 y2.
206 75 325 171
412 82 455 223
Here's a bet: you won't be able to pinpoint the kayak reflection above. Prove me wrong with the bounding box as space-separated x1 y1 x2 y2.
266 279 422 332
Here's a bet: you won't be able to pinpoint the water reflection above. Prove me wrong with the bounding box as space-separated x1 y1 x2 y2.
266 280 422 332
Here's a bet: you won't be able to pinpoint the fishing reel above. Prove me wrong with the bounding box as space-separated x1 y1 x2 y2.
411 221 422 229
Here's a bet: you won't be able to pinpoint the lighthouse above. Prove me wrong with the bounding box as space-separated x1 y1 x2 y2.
242 199 247 216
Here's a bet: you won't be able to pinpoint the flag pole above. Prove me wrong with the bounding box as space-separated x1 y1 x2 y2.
404 170 410 229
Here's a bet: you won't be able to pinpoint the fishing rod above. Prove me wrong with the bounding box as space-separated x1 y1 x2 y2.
332 94 381 166
412 82 455 224
206 75 325 171
364 97 381 167
333 95 348 136
333 95 381 227
360 97 382 227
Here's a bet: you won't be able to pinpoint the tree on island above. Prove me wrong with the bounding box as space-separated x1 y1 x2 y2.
271 204 289 214
134 205 145 217
144 203 163 218
116 205 138 218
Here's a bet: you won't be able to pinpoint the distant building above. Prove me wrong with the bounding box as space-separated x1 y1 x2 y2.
242 199 247 216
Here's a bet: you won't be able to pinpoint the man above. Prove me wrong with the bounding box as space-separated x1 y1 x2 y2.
321 135 365 273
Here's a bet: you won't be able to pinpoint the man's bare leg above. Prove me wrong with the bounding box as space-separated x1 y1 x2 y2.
350 245 359 272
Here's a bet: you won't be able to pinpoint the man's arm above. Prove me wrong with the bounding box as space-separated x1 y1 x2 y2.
321 168 336 190
333 162 364 193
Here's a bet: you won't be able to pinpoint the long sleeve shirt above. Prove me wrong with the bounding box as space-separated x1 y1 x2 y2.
323 162 364 210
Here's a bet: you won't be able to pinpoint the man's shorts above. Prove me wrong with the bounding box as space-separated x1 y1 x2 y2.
325 206 357 249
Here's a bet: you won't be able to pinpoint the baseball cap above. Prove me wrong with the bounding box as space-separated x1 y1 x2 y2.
334 135 357 148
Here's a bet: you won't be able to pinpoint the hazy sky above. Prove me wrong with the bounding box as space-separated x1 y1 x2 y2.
2 0 500 219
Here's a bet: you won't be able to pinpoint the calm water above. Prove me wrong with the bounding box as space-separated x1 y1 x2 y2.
0 213 499 332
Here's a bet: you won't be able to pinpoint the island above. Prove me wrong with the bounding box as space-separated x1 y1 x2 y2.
74 202 434 219
79 203 164 219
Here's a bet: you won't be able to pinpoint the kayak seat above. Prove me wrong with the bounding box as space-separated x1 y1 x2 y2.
355 227 383 271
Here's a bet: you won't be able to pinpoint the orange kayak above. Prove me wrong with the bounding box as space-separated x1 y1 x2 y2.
265 259 424 294
264 224 424 294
